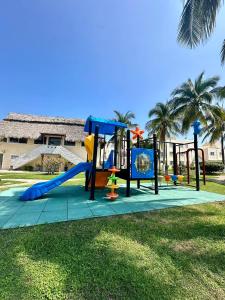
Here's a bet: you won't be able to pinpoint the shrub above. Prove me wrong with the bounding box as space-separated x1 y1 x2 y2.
190 162 195 170
23 165 33 171
178 164 186 175
43 155 63 174
200 161 224 174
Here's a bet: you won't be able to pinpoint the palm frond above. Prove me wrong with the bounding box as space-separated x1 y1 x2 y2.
199 76 220 92
178 0 222 47
211 86 225 99
221 39 225 65
178 0 202 47
146 101 180 141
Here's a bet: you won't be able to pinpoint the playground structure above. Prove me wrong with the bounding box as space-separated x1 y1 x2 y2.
21 116 205 201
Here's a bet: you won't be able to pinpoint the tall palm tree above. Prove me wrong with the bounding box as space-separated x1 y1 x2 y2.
145 102 180 172
113 110 137 131
170 72 220 132
112 110 137 166
177 0 225 63
113 110 137 141
203 105 225 164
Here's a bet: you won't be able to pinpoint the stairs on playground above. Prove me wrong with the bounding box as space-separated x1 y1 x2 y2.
12 145 83 169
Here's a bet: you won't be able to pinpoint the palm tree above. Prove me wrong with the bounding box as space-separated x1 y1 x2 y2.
145 102 180 173
113 110 137 142
113 110 137 130
203 105 225 164
177 0 225 64
170 72 220 132
112 110 137 166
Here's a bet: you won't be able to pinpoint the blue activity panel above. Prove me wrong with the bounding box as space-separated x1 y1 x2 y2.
131 148 154 179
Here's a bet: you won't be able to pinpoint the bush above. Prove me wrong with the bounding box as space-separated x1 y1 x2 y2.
43 155 63 174
200 161 224 174
190 162 195 170
178 164 186 175
22 165 33 171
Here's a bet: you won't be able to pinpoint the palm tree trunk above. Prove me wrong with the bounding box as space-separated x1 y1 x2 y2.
163 141 166 173
165 142 168 175
158 143 161 173
221 133 225 165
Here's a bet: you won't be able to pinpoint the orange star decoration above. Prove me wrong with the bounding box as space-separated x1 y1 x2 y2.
131 127 144 140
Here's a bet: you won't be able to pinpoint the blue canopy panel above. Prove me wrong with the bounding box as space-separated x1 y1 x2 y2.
84 115 127 135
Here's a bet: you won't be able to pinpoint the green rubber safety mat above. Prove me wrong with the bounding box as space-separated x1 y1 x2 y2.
0 185 224 229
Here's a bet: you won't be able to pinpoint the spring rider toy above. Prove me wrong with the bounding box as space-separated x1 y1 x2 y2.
106 166 120 200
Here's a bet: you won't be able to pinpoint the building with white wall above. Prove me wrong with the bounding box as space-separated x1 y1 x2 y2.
0 113 87 171
201 141 223 162
159 138 195 167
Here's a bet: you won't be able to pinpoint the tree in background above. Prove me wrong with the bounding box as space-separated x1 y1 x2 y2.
113 110 137 133
170 72 220 132
112 110 137 166
145 102 180 173
177 0 225 64
43 155 63 174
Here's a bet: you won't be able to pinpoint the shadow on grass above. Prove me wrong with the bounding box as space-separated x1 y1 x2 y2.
0 201 225 299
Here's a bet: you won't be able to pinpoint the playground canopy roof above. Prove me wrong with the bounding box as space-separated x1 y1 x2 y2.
84 115 127 135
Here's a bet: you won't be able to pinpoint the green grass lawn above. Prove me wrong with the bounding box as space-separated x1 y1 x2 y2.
199 181 225 195
0 173 224 299
0 172 85 180
0 201 224 299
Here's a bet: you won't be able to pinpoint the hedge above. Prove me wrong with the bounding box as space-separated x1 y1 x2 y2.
200 161 224 174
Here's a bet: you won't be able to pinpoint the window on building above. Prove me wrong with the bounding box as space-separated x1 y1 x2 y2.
19 138 28 143
0 137 7 143
9 137 27 144
9 137 18 143
34 136 47 144
81 142 85 147
64 140 75 146
11 155 19 160
48 137 62 146
210 152 215 156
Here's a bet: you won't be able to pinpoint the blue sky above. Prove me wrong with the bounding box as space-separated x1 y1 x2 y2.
0 0 225 133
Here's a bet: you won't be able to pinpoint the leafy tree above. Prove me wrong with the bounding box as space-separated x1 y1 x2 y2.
145 102 180 173
43 155 63 174
170 72 220 132
177 0 225 63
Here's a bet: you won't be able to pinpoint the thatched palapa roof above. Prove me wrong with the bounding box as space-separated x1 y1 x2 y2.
0 113 86 141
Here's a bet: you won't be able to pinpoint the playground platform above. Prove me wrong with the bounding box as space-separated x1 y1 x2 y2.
0 185 224 229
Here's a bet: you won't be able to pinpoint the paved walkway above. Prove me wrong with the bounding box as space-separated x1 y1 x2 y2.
0 177 84 190
0 185 224 229
0 179 44 190
207 175 225 185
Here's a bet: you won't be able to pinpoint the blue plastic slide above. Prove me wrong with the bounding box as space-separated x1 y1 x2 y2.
20 162 92 201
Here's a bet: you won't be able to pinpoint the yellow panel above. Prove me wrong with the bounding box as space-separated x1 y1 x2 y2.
84 135 94 162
